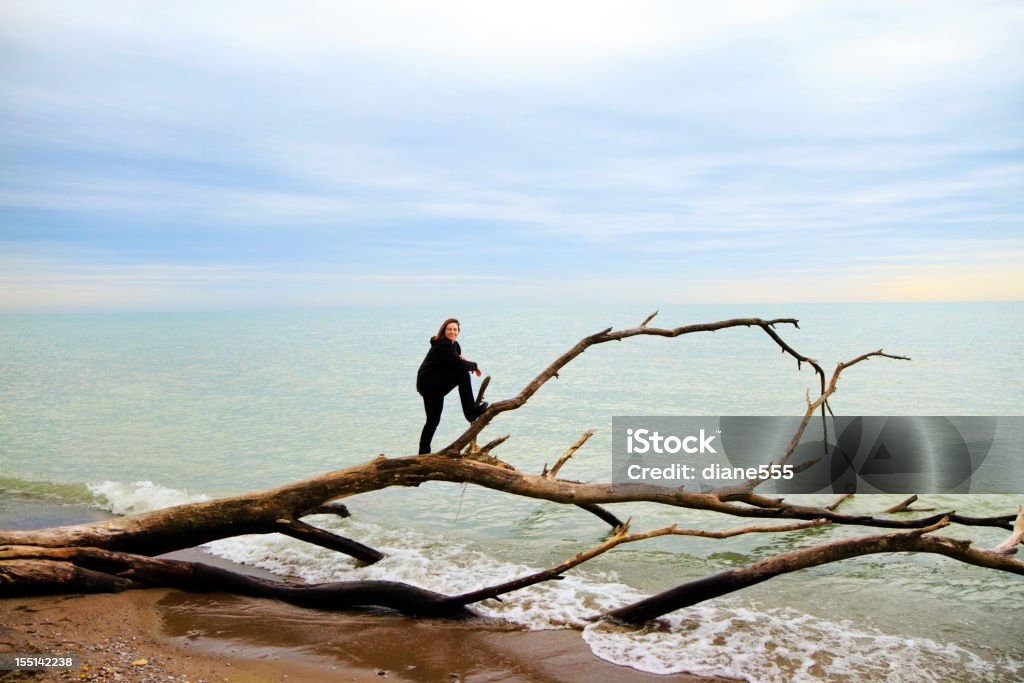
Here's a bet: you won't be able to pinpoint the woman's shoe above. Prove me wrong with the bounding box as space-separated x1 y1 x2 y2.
474 401 489 419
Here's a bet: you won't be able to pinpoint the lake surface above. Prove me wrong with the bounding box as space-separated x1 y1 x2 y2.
2 302 1022 681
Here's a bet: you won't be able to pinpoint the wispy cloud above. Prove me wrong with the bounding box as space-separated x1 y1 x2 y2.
1 0 1022 310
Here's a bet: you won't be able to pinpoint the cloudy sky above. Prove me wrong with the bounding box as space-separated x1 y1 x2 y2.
1 0 1022 311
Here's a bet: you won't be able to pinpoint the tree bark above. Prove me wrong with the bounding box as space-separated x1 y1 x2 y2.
601 518 1024 624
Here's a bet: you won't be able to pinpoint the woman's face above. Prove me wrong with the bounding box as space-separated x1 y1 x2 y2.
444 322 460 341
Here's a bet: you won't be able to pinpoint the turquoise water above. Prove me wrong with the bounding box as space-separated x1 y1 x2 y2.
2 303 1022 680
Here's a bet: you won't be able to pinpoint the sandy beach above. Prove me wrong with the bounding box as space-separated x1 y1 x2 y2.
0 501 734 682
0 587 734 683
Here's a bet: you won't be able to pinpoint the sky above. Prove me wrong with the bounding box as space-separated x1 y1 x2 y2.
1 0 1022 311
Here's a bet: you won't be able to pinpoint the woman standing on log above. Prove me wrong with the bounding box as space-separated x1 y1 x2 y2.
416 318 488 454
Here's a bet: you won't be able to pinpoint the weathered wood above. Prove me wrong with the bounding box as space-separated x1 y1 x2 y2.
0 558 139 596
0 546 472 617
274 517 384 564
992 506 1024 554
600 519 1024 624
0 315 1018 628
885 495 917 513
575 503 625 529
0 452 1012 561
445 317 831 455
545 429 594 480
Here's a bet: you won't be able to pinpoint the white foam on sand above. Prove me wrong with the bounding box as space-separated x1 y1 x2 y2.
582 606 1006 682
203 517 634 629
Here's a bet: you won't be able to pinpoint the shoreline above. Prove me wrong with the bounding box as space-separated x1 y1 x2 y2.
0 588 735 683
3 479 1019 680
0 539 730 683
0 589 363 683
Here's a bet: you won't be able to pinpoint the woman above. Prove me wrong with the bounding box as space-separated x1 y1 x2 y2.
416 317 488 454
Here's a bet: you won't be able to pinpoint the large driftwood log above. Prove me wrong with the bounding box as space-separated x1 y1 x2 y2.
1 314 1020 625
0 546 473 617
601 515 1024 624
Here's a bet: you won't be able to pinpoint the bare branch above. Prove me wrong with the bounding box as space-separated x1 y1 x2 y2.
574 503 626 529
447 523 635 606
545 429 595 479
667 518 830 539
640 310 658 327
274 518 384 565
837 349 912 372
444 317 826 454
720 489 1013 530
710 348 913 497
993 506 1024 555
601 518 1024 624
475 375 491 404
884 495 931 514
826 494 853 511
476 434 510 457
447 518 828 607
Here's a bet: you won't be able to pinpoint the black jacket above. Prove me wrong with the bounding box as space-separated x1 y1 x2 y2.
416 338 477 395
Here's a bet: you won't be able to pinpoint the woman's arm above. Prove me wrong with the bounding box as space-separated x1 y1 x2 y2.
440 340 478 373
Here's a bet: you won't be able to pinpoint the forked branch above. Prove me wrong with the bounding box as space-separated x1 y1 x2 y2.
446 317 827 454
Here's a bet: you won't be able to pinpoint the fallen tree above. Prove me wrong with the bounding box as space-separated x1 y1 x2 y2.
1 313 1021 625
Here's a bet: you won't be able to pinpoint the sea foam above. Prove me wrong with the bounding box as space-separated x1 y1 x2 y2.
87 480 1018 681
582 606 1004 682
87 480 209 515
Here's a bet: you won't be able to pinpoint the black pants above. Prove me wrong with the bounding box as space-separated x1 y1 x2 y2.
418 371 477 454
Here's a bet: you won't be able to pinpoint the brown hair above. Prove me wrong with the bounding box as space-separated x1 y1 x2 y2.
431 317 460 342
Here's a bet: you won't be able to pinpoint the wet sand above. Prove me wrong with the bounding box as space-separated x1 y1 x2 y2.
0 543 734 682
0 502 732 683
0 588 736 683
0 589 378 682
